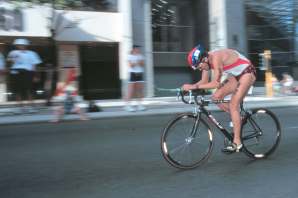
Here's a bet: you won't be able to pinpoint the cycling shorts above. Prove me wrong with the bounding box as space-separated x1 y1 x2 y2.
235 64 256 81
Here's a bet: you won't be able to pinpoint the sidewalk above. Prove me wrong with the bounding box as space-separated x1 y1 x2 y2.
0 86 298 125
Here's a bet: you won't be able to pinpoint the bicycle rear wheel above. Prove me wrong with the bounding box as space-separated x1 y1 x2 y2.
241 108 281 159
161 113 213 169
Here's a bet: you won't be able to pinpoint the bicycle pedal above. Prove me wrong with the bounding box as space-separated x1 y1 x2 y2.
221 147 243 154
221 149 235 154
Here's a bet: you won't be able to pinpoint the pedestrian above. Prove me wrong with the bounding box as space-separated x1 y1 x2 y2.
124 45 146 112
51 69 88 122
271 73 281 95
280 72 293 94
182 44 256 152
7 38 42 113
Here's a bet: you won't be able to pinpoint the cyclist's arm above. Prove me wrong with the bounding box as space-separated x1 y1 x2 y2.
182 70 209 90
195 57 222 89
192 70 209 88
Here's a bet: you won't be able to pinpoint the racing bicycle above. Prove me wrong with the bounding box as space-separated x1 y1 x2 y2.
161 89 281 170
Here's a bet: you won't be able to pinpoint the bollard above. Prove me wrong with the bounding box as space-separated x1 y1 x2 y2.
264 50 272 97
265 71 273 97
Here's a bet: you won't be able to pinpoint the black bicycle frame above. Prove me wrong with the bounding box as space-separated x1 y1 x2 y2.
182 91 262 144
197 105 234 142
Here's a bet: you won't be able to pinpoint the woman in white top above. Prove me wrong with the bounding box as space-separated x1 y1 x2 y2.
124 45 146 112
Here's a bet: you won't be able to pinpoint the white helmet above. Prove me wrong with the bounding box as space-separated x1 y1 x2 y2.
13 38 29 46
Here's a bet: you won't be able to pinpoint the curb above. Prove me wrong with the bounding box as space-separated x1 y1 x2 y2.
1 95 298 125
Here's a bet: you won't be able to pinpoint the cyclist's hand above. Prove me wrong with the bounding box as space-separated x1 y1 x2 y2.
181 84 196 91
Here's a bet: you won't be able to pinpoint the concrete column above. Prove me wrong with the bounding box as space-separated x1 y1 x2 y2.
293 22 298 79
225 0 247 55
294 0 298 64
118 0 133 98
0 52 6 102
209 0 227 50
209 0 247 54
0 75 6 103
144 0 154 97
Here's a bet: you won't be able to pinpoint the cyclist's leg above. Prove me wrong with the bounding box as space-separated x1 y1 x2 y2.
230 73 256 145
212 76 237 112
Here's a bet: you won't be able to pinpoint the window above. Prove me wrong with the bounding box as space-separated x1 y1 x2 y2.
15 0 118 12
152 0 194 52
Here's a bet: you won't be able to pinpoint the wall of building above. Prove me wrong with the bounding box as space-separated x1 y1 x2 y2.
0 2 126 101
151 0 210 96
0 3 51 37
54 11 122 42
131 0 154 97
225 0 247 55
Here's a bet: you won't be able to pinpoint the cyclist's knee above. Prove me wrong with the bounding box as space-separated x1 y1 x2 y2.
229 101 240 110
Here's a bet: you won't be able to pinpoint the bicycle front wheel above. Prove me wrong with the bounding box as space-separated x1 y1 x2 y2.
241 108 281 159
161 113 213 169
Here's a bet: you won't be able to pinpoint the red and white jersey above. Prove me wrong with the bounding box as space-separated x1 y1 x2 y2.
223 51 251 76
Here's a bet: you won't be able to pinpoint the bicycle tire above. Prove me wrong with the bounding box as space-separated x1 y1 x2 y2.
161 113 214 169
241 108 281 159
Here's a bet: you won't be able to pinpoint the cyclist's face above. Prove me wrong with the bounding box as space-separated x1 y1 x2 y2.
198 57 209 71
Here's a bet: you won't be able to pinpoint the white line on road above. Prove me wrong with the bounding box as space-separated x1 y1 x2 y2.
286 126 298 129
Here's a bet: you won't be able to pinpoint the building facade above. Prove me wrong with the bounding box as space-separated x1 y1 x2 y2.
0 1 123 101
245 0 298 80
0 0 297 101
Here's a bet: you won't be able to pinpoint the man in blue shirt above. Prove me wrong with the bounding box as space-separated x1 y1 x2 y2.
7 38 42 112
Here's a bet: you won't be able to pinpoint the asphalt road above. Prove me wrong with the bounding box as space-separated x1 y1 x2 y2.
1 107 298 198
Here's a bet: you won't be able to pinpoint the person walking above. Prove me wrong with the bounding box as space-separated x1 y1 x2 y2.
124 45 146 112
7 38 42 112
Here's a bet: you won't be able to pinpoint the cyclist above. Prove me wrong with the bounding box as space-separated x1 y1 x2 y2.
182 44 256 152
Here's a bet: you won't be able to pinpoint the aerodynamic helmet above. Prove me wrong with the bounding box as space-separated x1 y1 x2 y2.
187 44 206 70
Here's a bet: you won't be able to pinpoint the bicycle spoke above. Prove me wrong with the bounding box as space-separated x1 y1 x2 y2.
161 114 213 169
168 142 188 156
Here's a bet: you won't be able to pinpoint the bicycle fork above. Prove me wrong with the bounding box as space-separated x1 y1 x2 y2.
185 111 203 144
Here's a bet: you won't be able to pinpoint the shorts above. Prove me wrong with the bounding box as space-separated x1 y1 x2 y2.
129 72 144 82
235 64 256 81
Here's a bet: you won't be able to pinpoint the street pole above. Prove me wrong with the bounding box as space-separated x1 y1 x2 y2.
45 0 57 106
